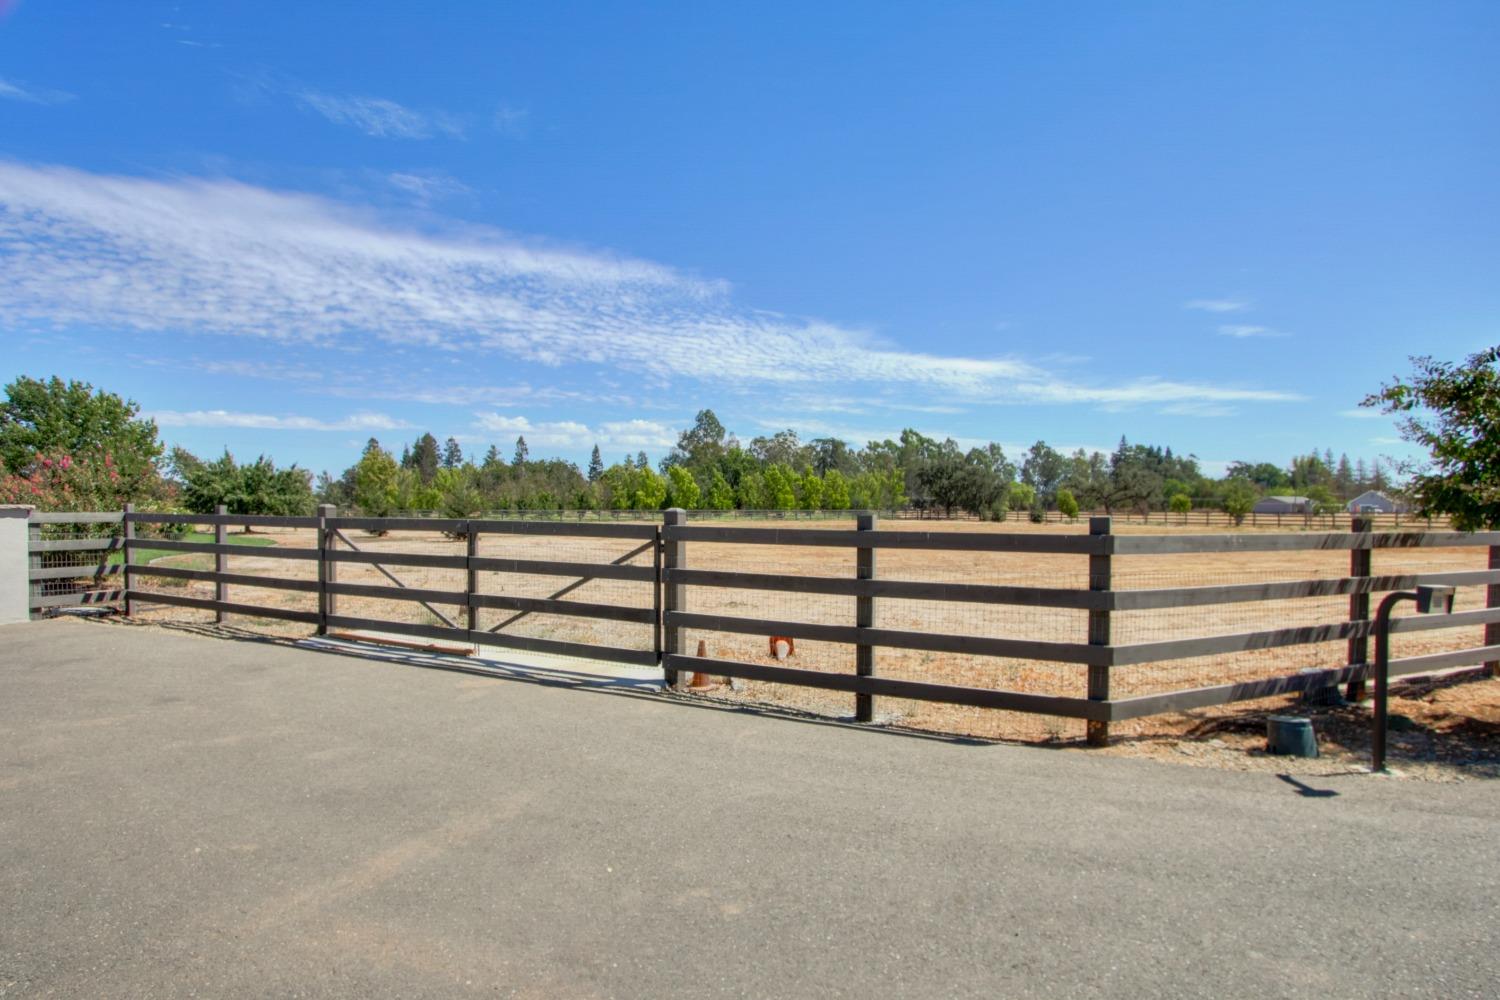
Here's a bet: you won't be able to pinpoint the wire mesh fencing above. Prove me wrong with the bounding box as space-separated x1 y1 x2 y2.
26 509 1499 747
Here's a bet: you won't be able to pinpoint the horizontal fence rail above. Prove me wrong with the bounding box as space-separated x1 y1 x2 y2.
19 507 1500 745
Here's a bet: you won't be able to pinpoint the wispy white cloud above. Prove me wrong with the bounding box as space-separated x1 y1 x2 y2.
0 76 75 105
1217 324 1287 339
473 413 675 450
493 104 529 138
1184 298 1249 313
1158 401 1237 417
1011 377 1299 407
148 409 411 432
0 162 1299 408
385 171 470 205
1339 407 1383 419
295 90 466 139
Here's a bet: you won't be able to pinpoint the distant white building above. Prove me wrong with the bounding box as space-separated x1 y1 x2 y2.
1252 495 1312 515
1345 490 1408 514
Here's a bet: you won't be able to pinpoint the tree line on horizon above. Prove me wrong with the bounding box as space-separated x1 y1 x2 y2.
309 409 1397 523
4 366 1490 528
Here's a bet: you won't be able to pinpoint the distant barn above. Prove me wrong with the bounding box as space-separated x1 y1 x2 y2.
1251 495 1312 515
1345 490 1408 514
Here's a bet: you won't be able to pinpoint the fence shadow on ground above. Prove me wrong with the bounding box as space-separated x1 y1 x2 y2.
92 616 997 747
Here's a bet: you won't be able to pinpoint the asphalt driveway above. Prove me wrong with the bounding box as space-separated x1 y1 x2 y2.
1 619 1495 998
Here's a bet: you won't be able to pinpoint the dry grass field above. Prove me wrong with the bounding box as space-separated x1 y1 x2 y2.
121 515 1498 753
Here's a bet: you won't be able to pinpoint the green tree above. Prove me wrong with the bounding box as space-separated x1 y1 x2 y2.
916 440 966 515
0 376 163 495
632 466 667 510
666 466 701 509
749 429 808 470
441 437 463 469
763 465 798 509
1222 479 1258 526
513 436 529 467
822 468 851 510
736 471 769 510
809 437 857 476
798 467 825 510
354 444 402 517
403 433 440 484
176 448 314 518
704 468 735 510
1304 484 1340 516
1056 488 1080 518
435 467 483 523
1227 461 1290 490
1021 441 1066 504
1364 345 1500 528
1007 482 1036 511
587 445 605 483
1168 492 1192 515
666 409 728 473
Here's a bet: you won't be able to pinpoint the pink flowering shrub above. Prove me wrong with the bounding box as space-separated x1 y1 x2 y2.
0 451 136 511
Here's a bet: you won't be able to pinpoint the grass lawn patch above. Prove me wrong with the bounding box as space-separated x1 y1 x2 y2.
113 530 277 567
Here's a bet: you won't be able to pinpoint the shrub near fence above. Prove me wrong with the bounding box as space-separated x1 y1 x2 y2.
21 507 1500 744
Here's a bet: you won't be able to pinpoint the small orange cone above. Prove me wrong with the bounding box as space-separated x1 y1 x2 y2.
688 638 715 690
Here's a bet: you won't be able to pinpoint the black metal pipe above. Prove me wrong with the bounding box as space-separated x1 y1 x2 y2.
1371 590 1416 772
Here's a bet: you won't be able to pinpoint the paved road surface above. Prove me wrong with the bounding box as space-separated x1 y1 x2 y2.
1 619 1495 998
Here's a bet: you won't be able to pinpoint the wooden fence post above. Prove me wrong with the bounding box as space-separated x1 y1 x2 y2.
466 520 479 633
1086 515 1112 747
855 511 877 723
214 503 228 624
1487 542 1499 678
1345 515 1373 702
662 508 687 689
317 503 336 636
121 502 134 617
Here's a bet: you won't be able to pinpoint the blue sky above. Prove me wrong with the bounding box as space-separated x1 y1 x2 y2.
1 1 1496 478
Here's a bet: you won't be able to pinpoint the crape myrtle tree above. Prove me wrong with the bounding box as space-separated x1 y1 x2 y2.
1364 345 1500 529
0 376 167 507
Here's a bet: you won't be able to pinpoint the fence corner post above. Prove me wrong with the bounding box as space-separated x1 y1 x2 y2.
0 505 33 625
121 502 135 617
214 503 228 624
317 503 336 636
662 507 687 690
465 518 479 634
1345 515 1374 702
1086 515 1112 747
1486 541 1499 679
855 510 878 723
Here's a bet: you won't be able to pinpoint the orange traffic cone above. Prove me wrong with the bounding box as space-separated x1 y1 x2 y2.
688 638 715 690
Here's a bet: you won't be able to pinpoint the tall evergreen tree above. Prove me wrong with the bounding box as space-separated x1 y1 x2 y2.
1334 454 1354 498
587 445 604 482
441 437 463 469
408 433 440 484
513 436 529 466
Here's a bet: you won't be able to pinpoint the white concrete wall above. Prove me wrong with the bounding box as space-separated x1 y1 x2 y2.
0 506 34 625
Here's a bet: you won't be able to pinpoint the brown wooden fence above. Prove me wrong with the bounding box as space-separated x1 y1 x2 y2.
22 507 1500 744
660 514 1500 743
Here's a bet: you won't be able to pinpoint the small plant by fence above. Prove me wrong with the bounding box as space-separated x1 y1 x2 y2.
19 507 1500 744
